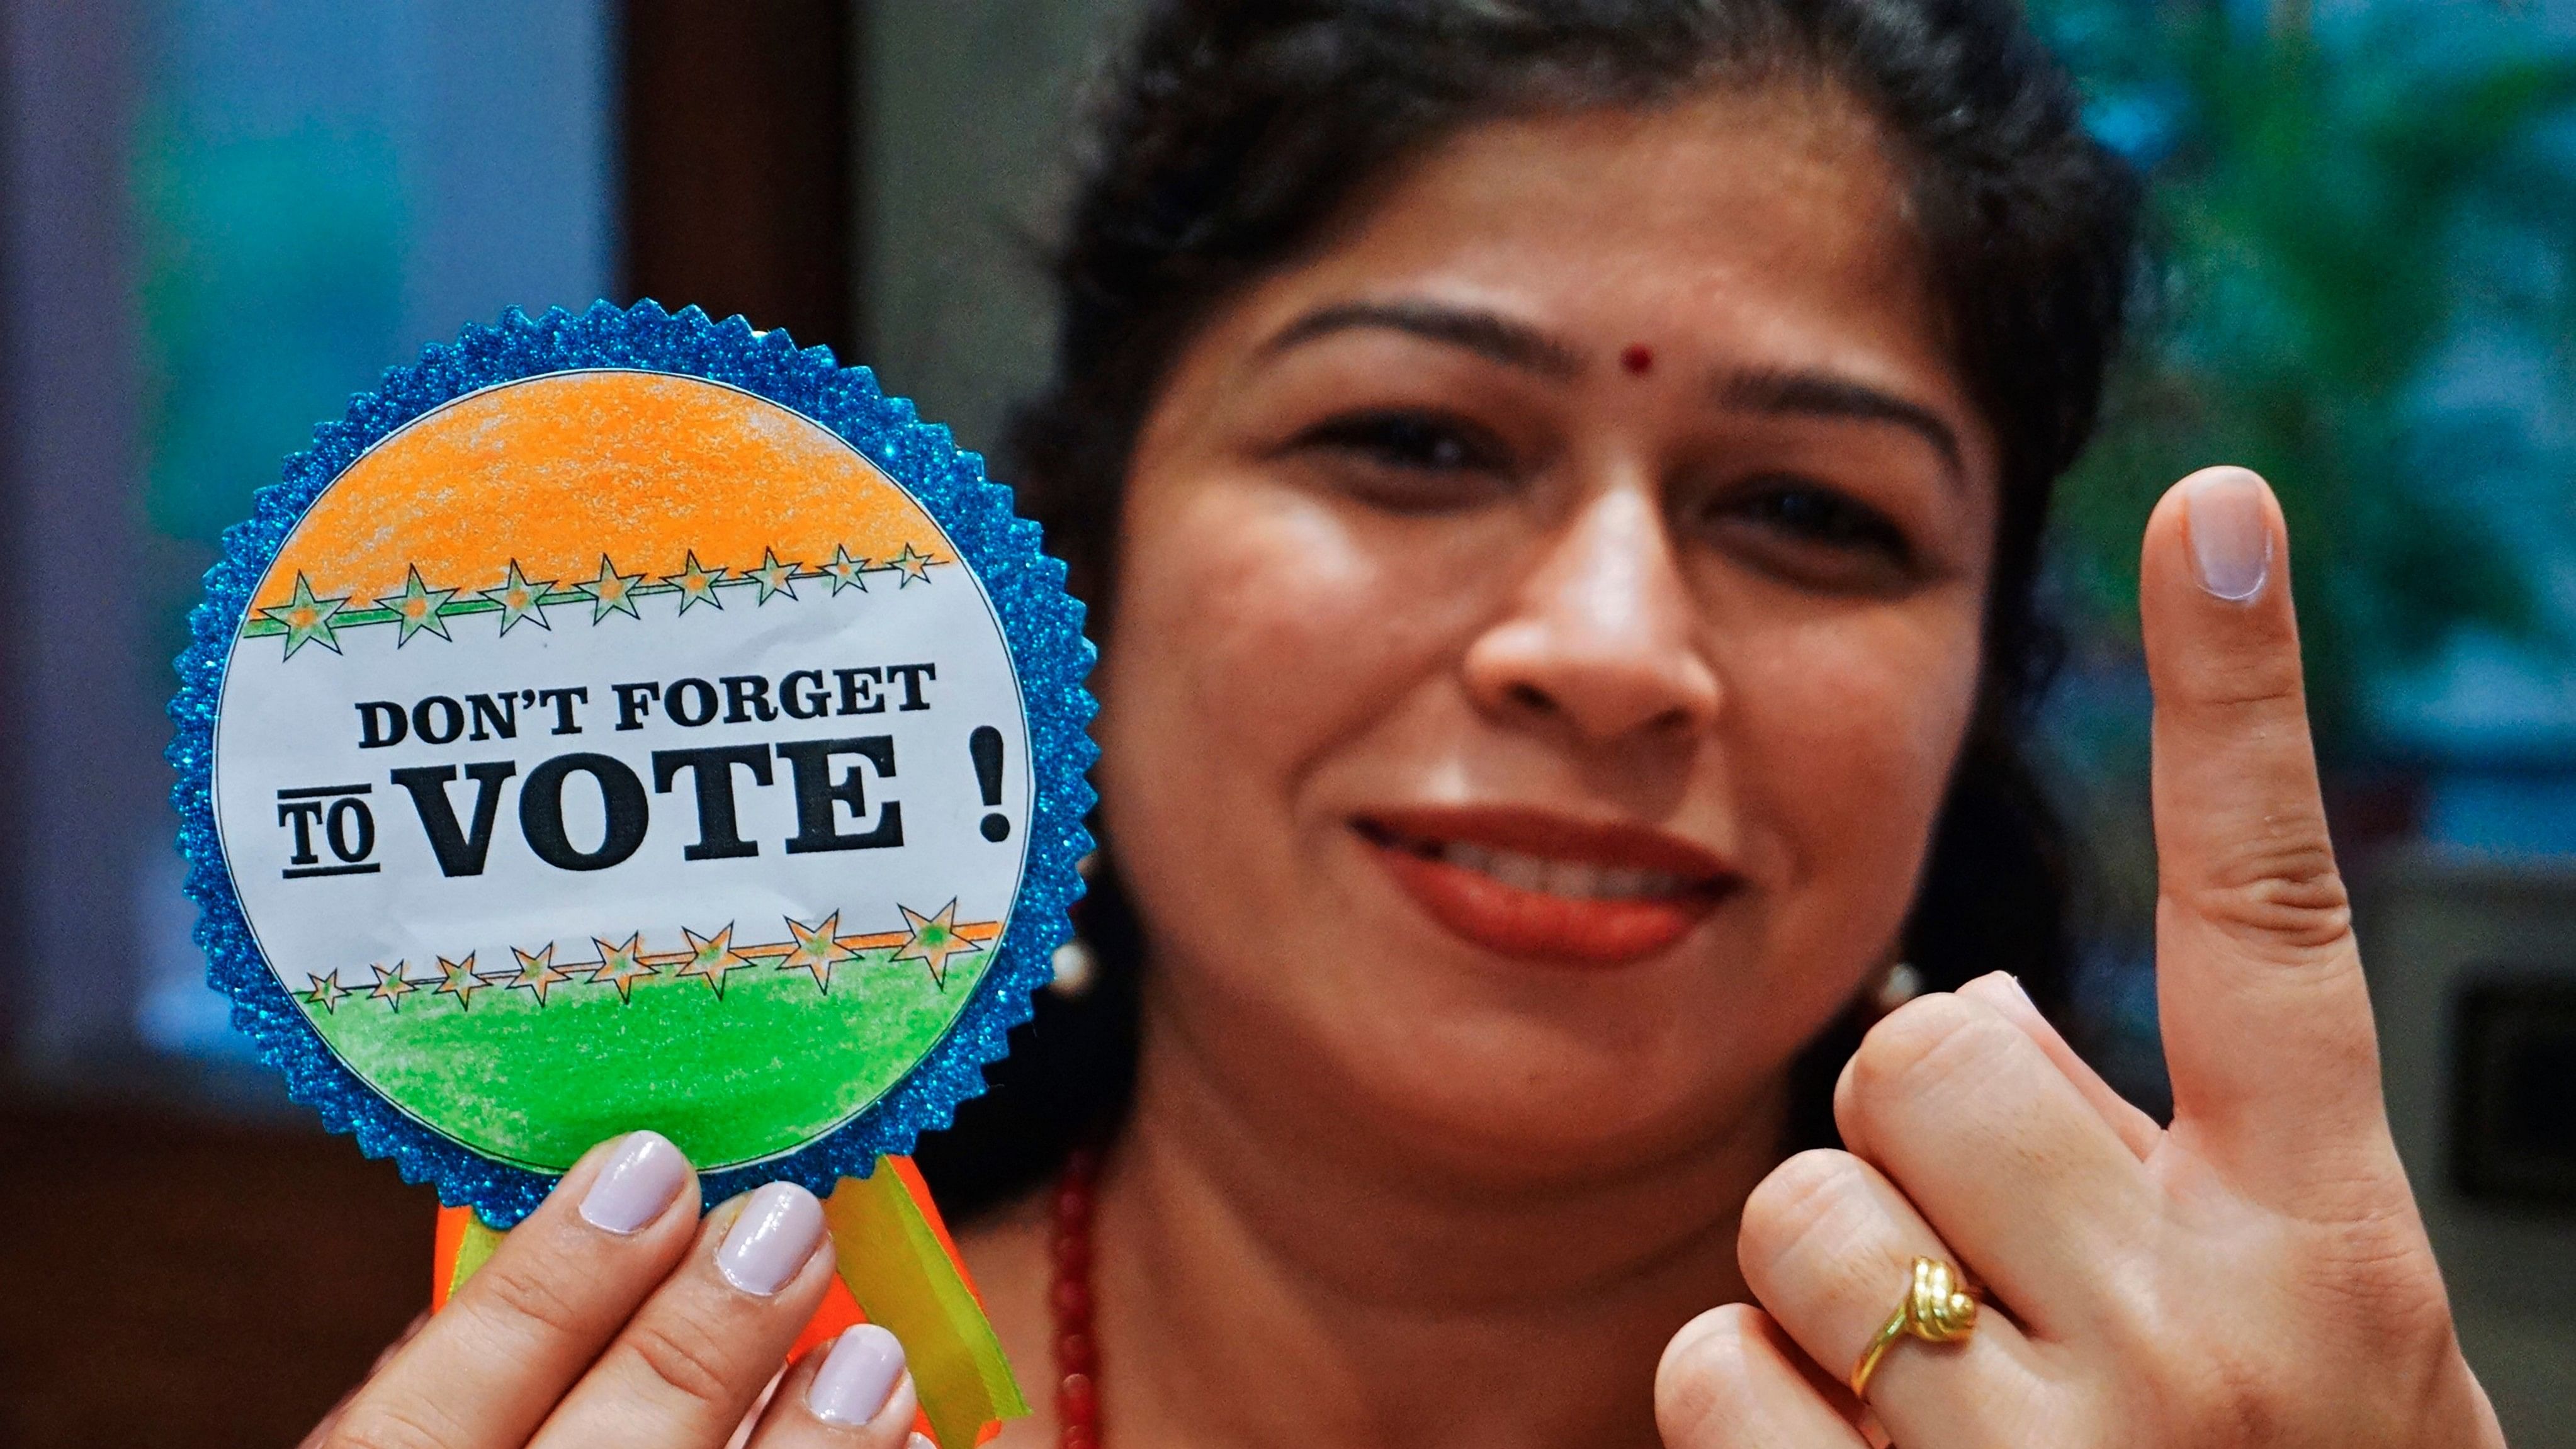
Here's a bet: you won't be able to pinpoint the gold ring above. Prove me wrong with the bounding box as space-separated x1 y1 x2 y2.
1848 1256 1977 1401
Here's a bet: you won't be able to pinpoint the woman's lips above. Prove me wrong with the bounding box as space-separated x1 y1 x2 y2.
1355 806 1736 967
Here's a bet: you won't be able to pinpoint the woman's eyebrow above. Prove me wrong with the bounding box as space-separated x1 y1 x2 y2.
1717 367 1965 480
1262 300 1583 378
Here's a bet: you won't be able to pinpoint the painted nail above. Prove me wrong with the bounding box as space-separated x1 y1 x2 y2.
2185 467 2271 602
808 1324 907 1426
715 1182 826 1295
579 1131 689 1234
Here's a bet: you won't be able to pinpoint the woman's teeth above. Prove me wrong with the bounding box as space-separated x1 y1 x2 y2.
1435 841 1692 901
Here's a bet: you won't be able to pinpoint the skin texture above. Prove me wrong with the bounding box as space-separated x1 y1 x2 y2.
301 82 2497 1449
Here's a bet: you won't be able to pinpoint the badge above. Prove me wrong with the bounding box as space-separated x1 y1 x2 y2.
169 303 1095 1227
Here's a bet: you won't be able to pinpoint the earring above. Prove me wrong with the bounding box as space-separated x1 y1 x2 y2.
1048 936 1097 999
1048 852 1100 999
1873 961 1923 1015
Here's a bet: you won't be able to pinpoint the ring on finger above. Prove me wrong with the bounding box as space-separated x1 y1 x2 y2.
1849 1256 1977 1401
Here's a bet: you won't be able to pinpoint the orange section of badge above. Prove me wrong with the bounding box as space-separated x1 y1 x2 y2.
253 370 951 610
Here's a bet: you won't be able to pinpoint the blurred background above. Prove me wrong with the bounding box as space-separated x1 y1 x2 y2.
0 1 2570 1443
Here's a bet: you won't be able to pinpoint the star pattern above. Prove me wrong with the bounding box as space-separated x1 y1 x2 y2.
317 910 1008 1013
367 961 418 1012
776 912 844 992
261 573 353 657
820 544 869 594
384 566 459 645
887 543 936 587
251 541 944 656
577 554 647 623
586 933 657 1003
480 560 557 634
890 899 976 988
749 548 801 604
502 945 574 1006
431 954 490 1010
302 969 351 1013
664 551 728 613
674 925 747 996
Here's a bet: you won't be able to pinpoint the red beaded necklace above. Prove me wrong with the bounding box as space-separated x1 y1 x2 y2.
1049 1149 1103 1449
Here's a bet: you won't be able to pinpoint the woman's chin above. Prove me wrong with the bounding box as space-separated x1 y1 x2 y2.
1148 838 1848 1185
1298 996 1795 1185
1374 1080 1776 1188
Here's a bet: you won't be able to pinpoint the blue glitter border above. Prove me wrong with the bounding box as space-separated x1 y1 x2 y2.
167 302 1097 1226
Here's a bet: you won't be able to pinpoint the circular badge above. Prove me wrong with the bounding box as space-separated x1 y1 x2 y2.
170 303 1095 1224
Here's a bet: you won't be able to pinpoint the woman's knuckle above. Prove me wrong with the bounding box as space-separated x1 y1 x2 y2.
471 1257 594 1343
1741 1153 1885 1287
1850 994 2006 1110
2189 836 2353 954
2186 1346 2293 1444
1739 1149 1862 1262
2184 653 2303 716
314 1401 458 1449
619 1315 742 1407
2305 1212 2455 1343
1654 1305 1770 1435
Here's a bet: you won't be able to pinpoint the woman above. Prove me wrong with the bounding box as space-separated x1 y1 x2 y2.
302 4 2503 1447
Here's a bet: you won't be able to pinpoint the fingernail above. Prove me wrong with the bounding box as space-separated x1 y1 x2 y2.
2185 468 2271 601
579 1131 689 1234
808 1324 907 1426
716 1182 825 1295
906 1436 935 1449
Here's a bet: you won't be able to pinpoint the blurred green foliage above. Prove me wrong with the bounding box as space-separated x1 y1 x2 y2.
2038 2 2576 757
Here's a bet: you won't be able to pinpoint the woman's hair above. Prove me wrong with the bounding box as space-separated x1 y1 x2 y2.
915 0 2140 1215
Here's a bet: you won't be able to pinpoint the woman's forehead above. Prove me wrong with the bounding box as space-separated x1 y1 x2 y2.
1320 87 1929 338
1197 85 1992 481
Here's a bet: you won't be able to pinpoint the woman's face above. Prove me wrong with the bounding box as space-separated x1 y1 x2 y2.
1096 86 2000 1181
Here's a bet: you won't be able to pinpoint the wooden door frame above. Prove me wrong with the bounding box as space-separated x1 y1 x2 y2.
619 0 864 357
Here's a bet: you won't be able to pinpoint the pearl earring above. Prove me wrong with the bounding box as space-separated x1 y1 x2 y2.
1048 936 1097 998
1873 961 1923 1014
1048 852 1101 998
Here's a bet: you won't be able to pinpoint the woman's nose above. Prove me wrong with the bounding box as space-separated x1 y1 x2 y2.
1462 484 1722 743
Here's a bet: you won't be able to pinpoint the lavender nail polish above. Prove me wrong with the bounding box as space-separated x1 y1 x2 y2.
579 1131 689 1234
2186 467 2272 602
808 1324 907 1426
715 1182 825 1295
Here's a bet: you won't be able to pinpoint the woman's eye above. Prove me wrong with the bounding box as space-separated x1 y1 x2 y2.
1705 479 1919 589
1290 410 1516 510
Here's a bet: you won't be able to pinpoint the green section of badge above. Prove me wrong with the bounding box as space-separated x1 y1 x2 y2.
295 946 991 1171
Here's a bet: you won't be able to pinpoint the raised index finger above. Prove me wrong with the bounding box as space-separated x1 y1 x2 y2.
2140 468 2395 1203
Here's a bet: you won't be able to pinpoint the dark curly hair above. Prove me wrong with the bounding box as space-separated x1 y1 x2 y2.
914 0 2139 1217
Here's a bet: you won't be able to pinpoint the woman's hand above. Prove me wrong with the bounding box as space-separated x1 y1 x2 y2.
302 1132 928 1449
1656 468 2502 1448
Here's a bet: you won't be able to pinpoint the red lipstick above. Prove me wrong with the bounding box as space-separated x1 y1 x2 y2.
1356 806 1734 967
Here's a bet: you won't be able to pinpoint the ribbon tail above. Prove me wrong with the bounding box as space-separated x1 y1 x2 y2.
825 1156 1029 1448
433 1203 509 1310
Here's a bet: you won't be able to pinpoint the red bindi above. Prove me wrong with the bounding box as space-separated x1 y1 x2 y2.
1620 344 1654 375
